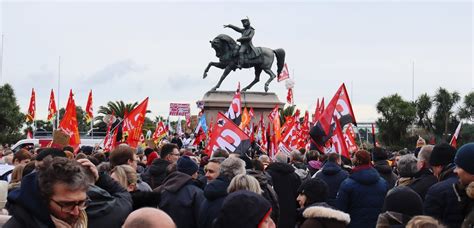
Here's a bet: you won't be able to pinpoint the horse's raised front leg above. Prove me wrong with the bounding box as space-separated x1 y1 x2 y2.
203 62 220 79
242 68 263 92
263 69 277 92
211 66 233 91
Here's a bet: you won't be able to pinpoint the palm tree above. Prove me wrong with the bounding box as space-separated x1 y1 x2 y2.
433 88 460 141
97 101 140 119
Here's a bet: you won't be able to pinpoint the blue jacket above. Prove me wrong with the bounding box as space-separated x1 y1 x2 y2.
314 162 348 207
336 166 388 228
5 172 55 228
423 164 463 228
198 176 230 228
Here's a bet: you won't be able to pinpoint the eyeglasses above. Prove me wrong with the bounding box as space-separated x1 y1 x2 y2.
50 198 91 213
171 153 180 156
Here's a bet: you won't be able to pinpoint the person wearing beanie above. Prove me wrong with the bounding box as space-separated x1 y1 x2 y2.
424 143 463 228
266 151 301 228
336 150 389 228
213 190 275 228
154 156 204 228
453 143 474 228
372 147 398 189
376 186 423 227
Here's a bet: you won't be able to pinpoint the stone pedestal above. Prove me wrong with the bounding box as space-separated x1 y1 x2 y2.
201 91 285 126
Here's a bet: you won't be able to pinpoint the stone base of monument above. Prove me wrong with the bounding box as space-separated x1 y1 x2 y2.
201 91 285 126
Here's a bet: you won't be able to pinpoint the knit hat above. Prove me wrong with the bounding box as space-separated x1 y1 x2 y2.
416 136 426 148
382 186 423 217
372 147 388 162
354 150 371 166
454 143 474 175
297 178 329 206
308 160 323 170
213 190 271 228
177 156 198 176
429 143 456 166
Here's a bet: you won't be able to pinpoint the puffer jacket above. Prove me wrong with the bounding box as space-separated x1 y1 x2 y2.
300 202 351 228
336 165 389 228
314 162 349 207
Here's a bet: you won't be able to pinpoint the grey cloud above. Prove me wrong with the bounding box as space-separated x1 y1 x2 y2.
85 60 147 84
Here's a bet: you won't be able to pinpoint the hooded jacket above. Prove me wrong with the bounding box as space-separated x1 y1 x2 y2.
300 202 351 228
86 172 133 228
336 165 388 228
198 176 230 228
4 172 55 228
266 162 301 228
141 159 171 189
374 160 397 189
155 171 204 228
314 162 349 207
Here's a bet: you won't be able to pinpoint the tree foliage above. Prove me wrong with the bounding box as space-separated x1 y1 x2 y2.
415 93 433 131
376 94 416 146
0 84 25 144
459 92 474 121
433 88 460 141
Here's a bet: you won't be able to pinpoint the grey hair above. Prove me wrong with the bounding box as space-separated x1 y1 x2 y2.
418 145 434 166
397 154 418 177
219 157 246 180
274 151 288 164
290 150 304 163
227 174 262 194
258 155 270 164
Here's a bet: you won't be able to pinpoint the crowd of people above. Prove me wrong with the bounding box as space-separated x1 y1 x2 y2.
0 135 473 228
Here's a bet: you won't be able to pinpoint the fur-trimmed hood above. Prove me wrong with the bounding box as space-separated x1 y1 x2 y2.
303 204 351 224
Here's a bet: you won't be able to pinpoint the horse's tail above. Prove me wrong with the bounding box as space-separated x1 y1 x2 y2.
273 49 286 76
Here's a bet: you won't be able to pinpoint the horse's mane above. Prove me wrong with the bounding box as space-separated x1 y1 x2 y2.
215 34 238 49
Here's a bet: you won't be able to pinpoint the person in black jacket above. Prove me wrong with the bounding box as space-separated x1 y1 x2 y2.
266 152 301 228
155 156 204 228
424 143 462 228
372 147 397 189
141 143 180 189
408 145 437 200
198 157 246 228
314 153 348 207
376 186 423 227
453 143 474 228
5 157 91 228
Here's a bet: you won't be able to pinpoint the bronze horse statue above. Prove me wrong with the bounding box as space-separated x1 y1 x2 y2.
203 34 285 92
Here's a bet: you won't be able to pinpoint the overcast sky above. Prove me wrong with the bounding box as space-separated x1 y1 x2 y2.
0 0 472 122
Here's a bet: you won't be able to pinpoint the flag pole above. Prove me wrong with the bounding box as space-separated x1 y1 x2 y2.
56 56 61 128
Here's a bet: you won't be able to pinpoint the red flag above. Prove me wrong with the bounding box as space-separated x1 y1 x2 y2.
371 123 376 148
206 112 251 156
26 88 36 123
330 119 350 159
313 98 320 123
85 90 93 123
450 122 462 148
278 63 290 82
286 88 293 104
344 125 359 153
249 108 255 119
103 114 116 152
185 113 191 128
26 130 33 139
122 97 149 148
225 84 242 126
152 121 168 143
47 89 57 122
59 90 81 148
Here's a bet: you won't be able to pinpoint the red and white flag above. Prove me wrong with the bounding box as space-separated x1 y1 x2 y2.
206 112 250 156
122 97 148 148
278 63 290 82
103 114 117 152
225 84 242 126
450 121 462 148
152 121 168 143
26 130 33 139
329 119 350 159
26 88 36 123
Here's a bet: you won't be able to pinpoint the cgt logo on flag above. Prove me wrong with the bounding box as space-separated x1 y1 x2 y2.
207 112 250 156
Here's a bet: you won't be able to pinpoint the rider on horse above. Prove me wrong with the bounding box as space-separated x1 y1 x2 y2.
224 18 260 68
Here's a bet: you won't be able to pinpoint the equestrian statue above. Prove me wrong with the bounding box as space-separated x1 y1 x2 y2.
203 18 286 92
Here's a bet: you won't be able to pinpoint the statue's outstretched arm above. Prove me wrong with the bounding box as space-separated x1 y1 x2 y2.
224 24 243 33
